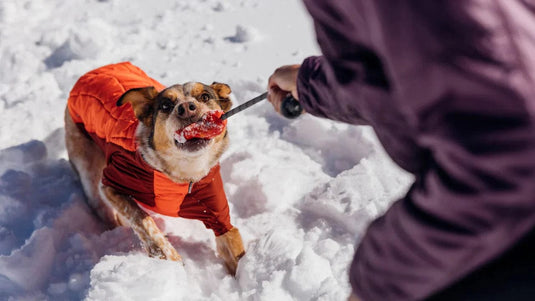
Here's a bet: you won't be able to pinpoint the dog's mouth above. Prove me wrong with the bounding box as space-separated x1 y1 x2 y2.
173 124 212 152
174 136 211 152
172 110 226 152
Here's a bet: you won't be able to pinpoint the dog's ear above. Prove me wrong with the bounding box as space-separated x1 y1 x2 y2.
211 82 233 112
117 86 158 126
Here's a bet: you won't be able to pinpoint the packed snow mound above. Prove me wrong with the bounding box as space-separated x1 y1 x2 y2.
0 0 414 300
0 139 139 300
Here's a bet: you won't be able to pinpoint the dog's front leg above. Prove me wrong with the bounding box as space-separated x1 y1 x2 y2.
100 184 182 262
216 227 245 275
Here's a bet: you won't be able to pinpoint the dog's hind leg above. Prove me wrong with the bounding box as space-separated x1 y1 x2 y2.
100 185 182 261
64 108 123 227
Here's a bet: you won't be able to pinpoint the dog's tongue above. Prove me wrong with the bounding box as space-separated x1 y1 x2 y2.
174 110 227 142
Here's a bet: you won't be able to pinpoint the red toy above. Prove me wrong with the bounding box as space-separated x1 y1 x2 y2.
175 110 227 142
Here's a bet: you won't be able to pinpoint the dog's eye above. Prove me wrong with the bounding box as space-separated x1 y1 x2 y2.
200 93 211 102
160 100 174 113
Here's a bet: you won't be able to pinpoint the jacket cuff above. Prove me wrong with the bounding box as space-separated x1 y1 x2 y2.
296 56 325 116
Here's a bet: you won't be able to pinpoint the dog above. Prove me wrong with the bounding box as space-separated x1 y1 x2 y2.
64 62 245 274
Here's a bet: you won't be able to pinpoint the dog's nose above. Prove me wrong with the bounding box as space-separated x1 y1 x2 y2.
177 101 198 118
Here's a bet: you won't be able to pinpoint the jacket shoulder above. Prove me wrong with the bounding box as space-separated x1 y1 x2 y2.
67 62 165 151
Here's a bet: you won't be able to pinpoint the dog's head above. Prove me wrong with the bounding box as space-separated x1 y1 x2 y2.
117 82 232 182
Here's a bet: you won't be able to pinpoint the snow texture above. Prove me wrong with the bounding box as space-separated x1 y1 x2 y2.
0 0 413 300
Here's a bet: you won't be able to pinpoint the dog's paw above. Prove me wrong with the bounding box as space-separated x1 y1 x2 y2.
215 227 245 275
145 242 182 262
162 246 182 262
146 243 166 259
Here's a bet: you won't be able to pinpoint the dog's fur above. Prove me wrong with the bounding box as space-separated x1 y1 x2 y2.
65 81 244 273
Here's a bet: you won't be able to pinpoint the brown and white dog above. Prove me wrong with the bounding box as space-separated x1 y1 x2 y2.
64 62 244 274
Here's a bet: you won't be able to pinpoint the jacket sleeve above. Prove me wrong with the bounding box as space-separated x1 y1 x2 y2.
297 56 365 124
297 56 373 126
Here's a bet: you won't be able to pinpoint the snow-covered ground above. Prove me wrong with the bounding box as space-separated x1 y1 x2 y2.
0 0 413 300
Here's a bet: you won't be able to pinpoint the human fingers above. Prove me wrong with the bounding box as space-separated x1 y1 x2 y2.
268 64 300 100
267 86 286 114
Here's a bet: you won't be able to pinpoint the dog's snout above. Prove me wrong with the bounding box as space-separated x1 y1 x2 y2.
177 101 198 118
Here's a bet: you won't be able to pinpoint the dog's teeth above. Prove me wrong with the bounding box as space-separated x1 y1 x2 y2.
174 132 187 144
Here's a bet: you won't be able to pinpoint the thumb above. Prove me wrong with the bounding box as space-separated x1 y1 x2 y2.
267 86 287 114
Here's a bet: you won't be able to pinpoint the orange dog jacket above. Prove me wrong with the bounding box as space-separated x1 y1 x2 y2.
68 62 233 236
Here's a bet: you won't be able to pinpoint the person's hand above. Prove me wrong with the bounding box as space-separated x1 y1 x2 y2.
267 64 301 115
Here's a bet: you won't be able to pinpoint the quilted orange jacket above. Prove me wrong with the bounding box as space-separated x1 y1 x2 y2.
67 62 232 235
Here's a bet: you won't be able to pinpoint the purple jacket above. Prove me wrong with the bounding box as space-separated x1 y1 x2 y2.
297 1 535 300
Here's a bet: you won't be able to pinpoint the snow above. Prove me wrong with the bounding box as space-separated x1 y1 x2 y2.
0 0 413 300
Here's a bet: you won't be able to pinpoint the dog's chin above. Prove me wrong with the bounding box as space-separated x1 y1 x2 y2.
174 137 211 153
